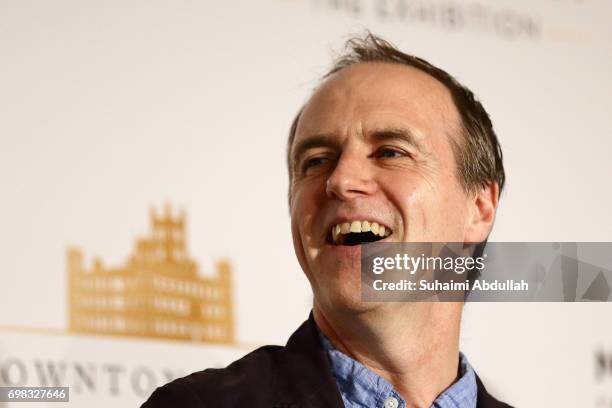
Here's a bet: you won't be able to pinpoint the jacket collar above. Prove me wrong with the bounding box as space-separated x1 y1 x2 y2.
475 375 512 408
271 312 344 408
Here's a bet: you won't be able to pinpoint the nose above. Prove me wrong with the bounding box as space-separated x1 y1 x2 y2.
326 153 377 200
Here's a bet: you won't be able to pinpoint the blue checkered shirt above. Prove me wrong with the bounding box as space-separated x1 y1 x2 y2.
319 332 478 408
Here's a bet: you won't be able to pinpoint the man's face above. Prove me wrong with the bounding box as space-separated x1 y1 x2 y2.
289 62 485 312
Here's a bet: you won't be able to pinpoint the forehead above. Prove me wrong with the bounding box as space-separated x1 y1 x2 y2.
295 62 460 146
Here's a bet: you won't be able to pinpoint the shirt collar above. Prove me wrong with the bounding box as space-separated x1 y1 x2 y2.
318 329 478 408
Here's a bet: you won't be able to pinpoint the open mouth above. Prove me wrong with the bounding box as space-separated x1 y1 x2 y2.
328 220 392 246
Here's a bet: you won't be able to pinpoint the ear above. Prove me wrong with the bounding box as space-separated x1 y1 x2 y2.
464 182 499 243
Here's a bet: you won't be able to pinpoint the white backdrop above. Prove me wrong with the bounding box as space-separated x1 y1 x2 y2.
1 0 611 406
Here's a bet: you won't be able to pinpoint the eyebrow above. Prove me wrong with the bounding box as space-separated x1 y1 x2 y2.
369 127 424 152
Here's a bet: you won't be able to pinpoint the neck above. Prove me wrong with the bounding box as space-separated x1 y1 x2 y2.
313 302 462 408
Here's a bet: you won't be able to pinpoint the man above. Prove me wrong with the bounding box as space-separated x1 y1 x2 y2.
142 33 510 408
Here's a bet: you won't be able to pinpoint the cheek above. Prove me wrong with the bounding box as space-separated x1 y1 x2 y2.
383 177 422 235
426 189 470 240
291 177 328 219
290 201 313 279
290 182 324 253
290 197 308 253
384 175 468 241
291 186 318 233
403 189 432 240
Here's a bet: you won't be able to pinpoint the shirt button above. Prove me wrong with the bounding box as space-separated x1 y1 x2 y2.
384 396 399 408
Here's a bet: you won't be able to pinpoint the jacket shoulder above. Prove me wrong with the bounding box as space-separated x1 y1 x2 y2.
141 345 284 408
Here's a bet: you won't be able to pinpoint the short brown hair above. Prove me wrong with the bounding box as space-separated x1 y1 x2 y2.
287 32 505 199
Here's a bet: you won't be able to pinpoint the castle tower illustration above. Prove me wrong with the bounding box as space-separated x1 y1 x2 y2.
67 205 234 344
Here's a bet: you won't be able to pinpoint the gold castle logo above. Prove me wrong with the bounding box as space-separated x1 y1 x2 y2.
67 206 234 344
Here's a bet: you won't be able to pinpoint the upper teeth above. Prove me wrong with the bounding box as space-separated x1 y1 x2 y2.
332 220 390 242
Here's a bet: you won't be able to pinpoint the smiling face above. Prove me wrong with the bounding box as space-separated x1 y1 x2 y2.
289 62 492 312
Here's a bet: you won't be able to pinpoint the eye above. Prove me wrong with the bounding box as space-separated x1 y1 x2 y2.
375 147 409 159
301 156 329 173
